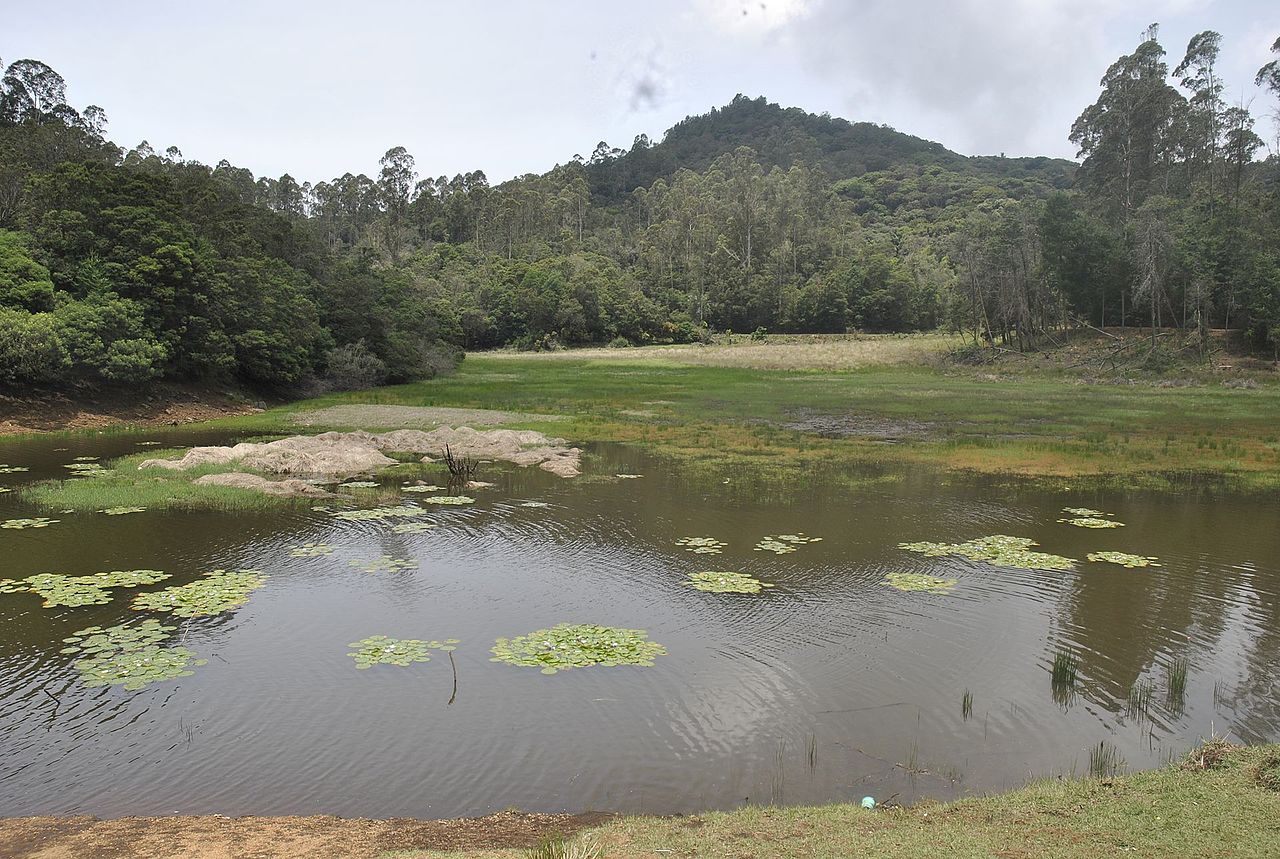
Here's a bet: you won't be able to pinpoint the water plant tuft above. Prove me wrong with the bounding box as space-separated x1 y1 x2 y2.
1089 740 1126 778
684 571 774 594
131 569 266 617
883 572 958 593
1051 649 1079 703
901 535 1075 571
347 635 459 668
1087 551 1160 568
1166 657 1189 710
490 623 667 674
676 536 726 554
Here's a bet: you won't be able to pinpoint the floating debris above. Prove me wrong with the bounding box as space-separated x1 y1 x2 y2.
402 484 445 493
490 623 667 674
421 495 475 505
350 555 418 573
685 571 775 594
135 441 163 446
899 535 1075 571
2 517 58 529
1 569 169 607
339 480 380 489
100 506 146 515
347 635 458 669
0 487 11 494
132 569 266 617
676 536 727 555
331 505 428 521
389 522 438 534
882 572 958 594
289 543 335 557
60 619 206 691
1059 516 1124 529
1088 551 1161 568
0 465 29 474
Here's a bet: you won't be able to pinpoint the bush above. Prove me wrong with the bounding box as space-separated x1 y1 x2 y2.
0 307 68 386
608 336 631 348
323 340 388 391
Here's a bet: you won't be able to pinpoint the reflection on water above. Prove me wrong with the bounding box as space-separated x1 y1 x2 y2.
0 429 1278 818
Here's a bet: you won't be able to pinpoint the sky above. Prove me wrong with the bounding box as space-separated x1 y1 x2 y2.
4 1 1278 185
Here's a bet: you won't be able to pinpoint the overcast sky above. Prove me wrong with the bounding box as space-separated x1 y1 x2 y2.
5 1 1278 184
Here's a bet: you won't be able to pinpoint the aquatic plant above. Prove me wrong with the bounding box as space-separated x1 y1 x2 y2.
882 572 957 594
1166 657 1189 710
1 517 58 529
389 522 438 534
962 688 974 720
684 571 775 594
1059 516 1124 529
1051 649 1078 704
60 619 206 691
0 465 29 474
135 441 163 446
347 635 459 669
520 501 550 508
1089 741 1126 778
754 538 794 554
615 473 643 479
339 480 380 489
899 535 1075 571
1 569 170 607
775 533 822 544
490 623 667 674
1062 507 1109 517
349 555 418 573
401 484 445 493
289 542 335 557
1087 551 1160 568
330 505 428 521
0 487 11 493
72 456 100 462
1126 680 1155 719
132 569 266 617
676 536 726 554
421 495 475 505
99 506 146 515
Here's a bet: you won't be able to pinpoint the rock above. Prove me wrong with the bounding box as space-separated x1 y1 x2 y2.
193 472 334 497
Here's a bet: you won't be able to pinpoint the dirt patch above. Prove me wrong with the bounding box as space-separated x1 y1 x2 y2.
140 428 582 482
781 409 932 441
192 473 334 498
292 405 562 429
0 384 263 436
0 810 612 859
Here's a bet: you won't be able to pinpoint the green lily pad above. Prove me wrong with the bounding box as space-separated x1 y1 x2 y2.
676 536 726 555
402 484 445 493
421 495 475 506
61 619 207 691
100 506 146 515
339 481 380 489
346 635 459 669
0 465 30 474
899 534 1075 571
882 572 958 593
685 571 774 594
1062 507 1109 517
615 473 644 479
1087 551 1161 568
490 623 667 674
1059 516 1124 529
2 517 58 529
350 555 418 573
520 501 550 508
389 522 438 534
289 542 335 557
331 505 428 521
131 569 266 617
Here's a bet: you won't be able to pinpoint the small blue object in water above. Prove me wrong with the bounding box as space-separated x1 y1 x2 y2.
860 796 876 809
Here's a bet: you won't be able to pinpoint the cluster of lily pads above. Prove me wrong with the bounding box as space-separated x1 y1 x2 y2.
60 619 207 691
131 569 266 617
882 572 958 594
349 555 418 573
755 533 823 555
490 623 667 674
1088 551 1162 568
339 480 380 489
331 505 428 521
100 506 146 516
347 635 458 668
401 484 444 493
676 536 727 555
684 571 774 594
899 534 1076 571
2 517 58 529
421 495 475 506
0 464 29 474
290 542 335 557
0 569 169 607
64 461 111 477
389 522 437 534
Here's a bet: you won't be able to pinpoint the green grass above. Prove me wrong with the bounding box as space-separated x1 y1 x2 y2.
388 743 1280 859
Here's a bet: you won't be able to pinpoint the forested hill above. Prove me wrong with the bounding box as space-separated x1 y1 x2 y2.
582 95 1078 201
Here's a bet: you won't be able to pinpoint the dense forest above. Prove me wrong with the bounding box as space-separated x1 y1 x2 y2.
2 23 1279 394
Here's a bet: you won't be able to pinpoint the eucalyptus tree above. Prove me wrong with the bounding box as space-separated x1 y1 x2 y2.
378 146 416 261
1173 31 1225 208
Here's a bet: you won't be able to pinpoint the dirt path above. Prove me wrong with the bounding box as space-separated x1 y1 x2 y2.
0 385 263 435
0 811 611 859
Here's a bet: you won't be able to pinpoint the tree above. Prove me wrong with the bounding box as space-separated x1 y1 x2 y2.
378 146 416 261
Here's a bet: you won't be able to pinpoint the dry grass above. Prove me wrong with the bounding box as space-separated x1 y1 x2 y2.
482 334 960 371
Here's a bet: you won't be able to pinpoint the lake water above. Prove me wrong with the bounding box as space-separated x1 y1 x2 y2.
1 429 1278 819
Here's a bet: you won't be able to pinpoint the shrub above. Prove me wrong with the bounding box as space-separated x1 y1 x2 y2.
0 307 68 386
323 340 388 391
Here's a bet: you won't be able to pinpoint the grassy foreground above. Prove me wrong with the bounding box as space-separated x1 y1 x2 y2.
396 743 1280 859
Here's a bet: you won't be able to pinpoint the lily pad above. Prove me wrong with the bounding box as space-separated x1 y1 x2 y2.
685 571 774 594
100 506 146 515
346 635 459 669
72 456 100 462
61 619 206 691
615 474 644 479
2 517 58 529
421 495 475 506
389 522 438 534
1088 551 1161 568
1059 516 1124 529
402 484 445 493
331 505 428 521
0 465 29 474
519 501 550 508
7 569 169 607
882 572 958 593
350 555 418 573
676 536 726 555
490 623 667 674
1063 507 1109 517
131 569 266 617
289 542 335 557
339 481 380 489
899 534 1075 571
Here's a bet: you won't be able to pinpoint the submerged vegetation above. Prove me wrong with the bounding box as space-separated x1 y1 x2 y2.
330 505 428 521
684 571 775 594
2 517 58 529
900 535 1075 571
60 619 207 691
289 542 335 557
490 623 667 674
349 555 418 573
1059 516 1124 529
131 569 266 617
